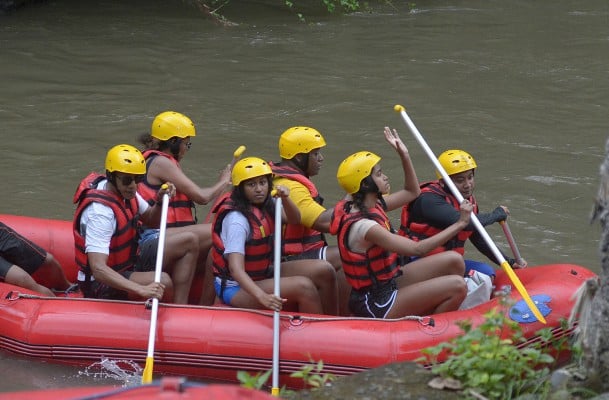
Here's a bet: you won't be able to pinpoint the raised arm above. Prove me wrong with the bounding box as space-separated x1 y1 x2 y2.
382 127 421 212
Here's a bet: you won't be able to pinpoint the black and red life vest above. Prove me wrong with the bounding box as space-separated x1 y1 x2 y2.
139 150 196 227
329 200 400 291
399 180 479 255
73 172 139 277
270 162 326 255
210 193 274 282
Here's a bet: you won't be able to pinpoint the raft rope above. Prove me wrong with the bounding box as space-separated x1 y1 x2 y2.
3 290 435 326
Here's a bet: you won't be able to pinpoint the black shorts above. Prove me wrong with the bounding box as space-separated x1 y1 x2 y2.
79 237 159 300
282 247 327 262
0 222 46 280
349 279 398 319
79 270 134 300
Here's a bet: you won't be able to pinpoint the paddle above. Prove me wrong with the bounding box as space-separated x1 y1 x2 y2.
271 189 282 397
394 105 546 324
142 184 170 384
204 145 246 223
500 221 525 266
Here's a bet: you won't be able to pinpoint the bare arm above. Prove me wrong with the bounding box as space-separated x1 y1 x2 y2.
87 252 163 299
366 200 473 257
381 127 421 212
274 185 301 225
148 156 231 205
226 253 284 310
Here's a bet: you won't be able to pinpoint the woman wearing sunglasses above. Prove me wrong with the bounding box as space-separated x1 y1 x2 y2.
73 144 198 304
137 111 232 305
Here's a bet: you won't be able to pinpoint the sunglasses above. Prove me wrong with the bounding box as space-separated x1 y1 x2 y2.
117 174 145 186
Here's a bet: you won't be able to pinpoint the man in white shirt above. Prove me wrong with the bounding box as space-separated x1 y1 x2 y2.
73 144 198 304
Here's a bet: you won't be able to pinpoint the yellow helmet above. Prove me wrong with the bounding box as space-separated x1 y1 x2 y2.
278 126 326 159
336 151 381 194
105 144 146 175
232 157 273 186
437 149 477 178
151 111 196 141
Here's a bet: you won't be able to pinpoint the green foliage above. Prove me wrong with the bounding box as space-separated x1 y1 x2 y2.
237 369 272 390
289 359 336 389
237 359 336 396
417 297 569 400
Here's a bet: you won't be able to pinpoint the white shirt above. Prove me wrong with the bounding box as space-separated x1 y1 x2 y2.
221 211 250 256
79 179 150 255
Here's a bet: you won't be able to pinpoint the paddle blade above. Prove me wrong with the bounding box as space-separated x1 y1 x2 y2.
500 261 546 324
142 356 154 384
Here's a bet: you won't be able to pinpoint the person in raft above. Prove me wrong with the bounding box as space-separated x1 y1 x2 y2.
210 156 337 314
73 144 198 304
328 128 474 318
398 149 527 281
137 111 232 305
0 221 73 296
270 126 343 315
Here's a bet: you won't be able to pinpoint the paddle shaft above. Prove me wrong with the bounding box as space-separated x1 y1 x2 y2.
142 190 169 384
271 196 282 396
500 221 525 265
394 105 546 324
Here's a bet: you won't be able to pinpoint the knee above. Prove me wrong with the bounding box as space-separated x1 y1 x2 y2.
184 232 199 252
318 261 336 281
446 251 466 275
160 273 174 288
296 277 319 298
449 275 467 297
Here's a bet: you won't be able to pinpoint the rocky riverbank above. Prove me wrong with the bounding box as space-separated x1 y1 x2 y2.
285 361 608 400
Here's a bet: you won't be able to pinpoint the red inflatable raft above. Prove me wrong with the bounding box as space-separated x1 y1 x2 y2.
0 377 275 400
0 214 597 388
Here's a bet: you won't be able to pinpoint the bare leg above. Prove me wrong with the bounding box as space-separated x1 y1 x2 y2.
282 259 338 315
326 246 351 316
35 253 72 291
5 265 55 296
169 224 215 305
198 251 216 306
230 276 323 314
388 275 467 318
161 231 198 304
130 271 174 302
400 251 465 285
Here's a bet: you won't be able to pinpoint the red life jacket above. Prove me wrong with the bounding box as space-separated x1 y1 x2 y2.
399 180 478 255
210 193 274 282
329 200 400 291
72 172 139 278
269 162 325 255
139 150 196 227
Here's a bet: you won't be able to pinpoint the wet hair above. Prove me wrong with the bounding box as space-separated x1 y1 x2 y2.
137 133 181 159
230 175 275 217
138 133 156 150
345 175 386 215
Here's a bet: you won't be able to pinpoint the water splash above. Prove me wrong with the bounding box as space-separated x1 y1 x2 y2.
78 358 143 386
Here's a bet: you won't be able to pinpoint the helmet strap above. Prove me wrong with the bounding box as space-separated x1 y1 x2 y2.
293 153 310 177
106 171 117 186
169 138 182 159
